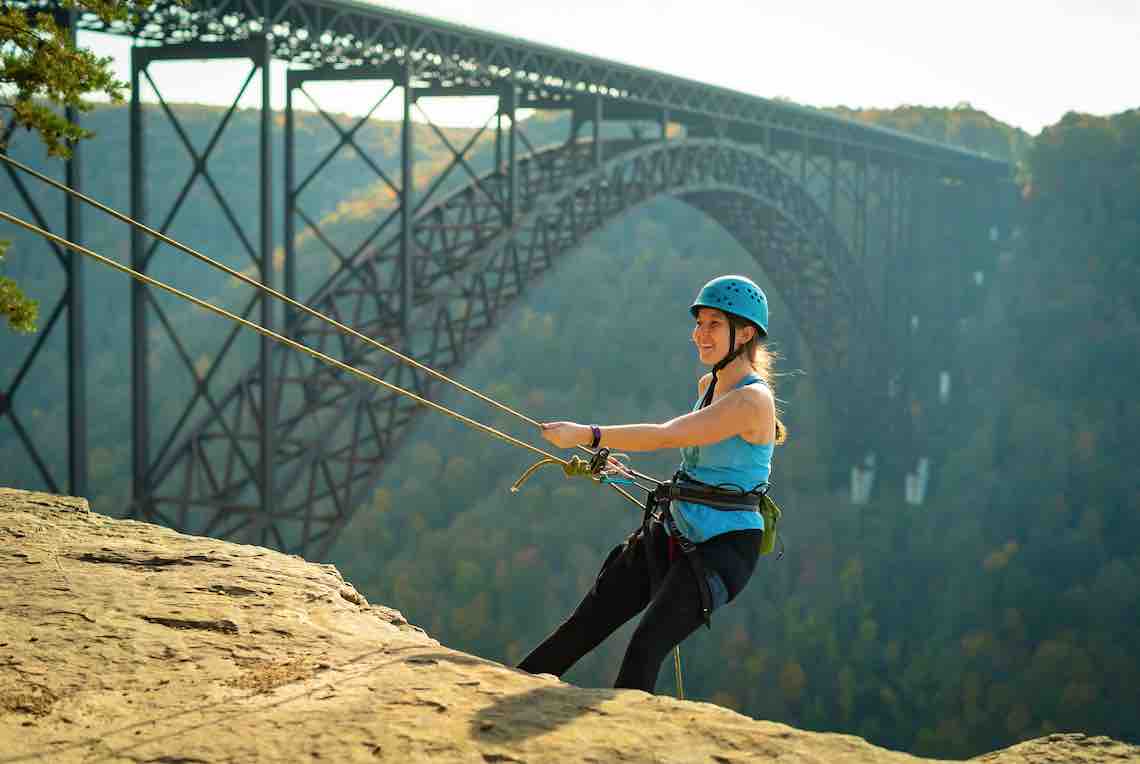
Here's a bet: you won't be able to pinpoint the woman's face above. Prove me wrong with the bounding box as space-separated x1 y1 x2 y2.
692 307 733 365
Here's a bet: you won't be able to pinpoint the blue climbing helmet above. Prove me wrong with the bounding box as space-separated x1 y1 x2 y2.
690 274 769 337
689 275 769 410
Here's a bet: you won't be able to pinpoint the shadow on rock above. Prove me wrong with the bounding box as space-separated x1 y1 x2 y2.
471 683 621 744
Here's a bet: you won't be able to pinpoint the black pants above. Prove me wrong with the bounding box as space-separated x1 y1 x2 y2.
517 517 761 692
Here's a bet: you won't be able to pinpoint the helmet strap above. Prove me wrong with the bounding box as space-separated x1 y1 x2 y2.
698 322 743 410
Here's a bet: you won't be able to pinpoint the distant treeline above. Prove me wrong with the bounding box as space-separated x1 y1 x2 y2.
827 102 1033 162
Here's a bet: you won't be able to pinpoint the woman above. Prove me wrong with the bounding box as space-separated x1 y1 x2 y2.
518 274 788 692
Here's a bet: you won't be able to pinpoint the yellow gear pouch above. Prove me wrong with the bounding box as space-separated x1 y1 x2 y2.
759 493 782 556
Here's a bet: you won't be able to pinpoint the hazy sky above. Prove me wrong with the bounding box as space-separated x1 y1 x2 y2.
83 0 1139 135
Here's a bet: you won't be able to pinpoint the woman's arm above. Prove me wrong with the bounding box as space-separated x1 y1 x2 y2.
540 385 773 452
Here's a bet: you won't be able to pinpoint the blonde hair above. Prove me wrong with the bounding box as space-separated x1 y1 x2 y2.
733 318 788 445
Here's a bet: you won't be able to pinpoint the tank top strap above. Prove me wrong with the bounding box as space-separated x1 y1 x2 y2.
733 372 767 390
691 373 768 412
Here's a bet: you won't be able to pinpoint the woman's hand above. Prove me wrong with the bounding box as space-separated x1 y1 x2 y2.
539 421 591 449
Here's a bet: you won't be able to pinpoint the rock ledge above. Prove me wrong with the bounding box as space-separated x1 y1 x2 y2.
1 487 1136 763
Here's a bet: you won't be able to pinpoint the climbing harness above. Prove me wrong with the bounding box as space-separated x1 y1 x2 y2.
638 471 783 629
666 472 784 558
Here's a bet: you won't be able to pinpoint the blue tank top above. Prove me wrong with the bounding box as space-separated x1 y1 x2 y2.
671 372 773 543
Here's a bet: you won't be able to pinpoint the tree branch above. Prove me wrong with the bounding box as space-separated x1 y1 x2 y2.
0 18 44 43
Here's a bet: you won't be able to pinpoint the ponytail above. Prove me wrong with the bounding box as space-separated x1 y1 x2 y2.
731 317 788 445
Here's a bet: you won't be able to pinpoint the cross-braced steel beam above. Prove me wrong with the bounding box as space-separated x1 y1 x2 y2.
128 37 275 543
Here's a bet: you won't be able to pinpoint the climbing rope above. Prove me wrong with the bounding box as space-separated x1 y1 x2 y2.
674 644 685 699
0 152 663 500
0 208 647 508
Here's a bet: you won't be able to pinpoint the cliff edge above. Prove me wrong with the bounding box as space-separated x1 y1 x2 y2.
1 487 1136 763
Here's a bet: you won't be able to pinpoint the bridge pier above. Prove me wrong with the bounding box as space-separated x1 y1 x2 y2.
594 95 604 167
401 63 414 340
493 87 521 226
504 85 519 227
65 11 87 499
128 37 275 542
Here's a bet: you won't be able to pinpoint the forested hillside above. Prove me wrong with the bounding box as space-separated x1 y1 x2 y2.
828 103 1033 163
1 102 1136 759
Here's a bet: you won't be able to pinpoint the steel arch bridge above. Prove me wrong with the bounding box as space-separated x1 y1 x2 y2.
1 0 1016 558
148 137 877 556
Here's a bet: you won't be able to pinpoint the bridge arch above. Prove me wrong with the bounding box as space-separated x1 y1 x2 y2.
143 138 882 557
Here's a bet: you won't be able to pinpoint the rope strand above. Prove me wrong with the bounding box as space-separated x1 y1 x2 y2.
0 152 539 426
0 151 663 490
0 208 634 494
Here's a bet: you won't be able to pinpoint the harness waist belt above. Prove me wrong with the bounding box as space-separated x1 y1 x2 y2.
658 477 764 512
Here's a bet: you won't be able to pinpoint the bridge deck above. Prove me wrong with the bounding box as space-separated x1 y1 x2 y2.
23 0 1008 173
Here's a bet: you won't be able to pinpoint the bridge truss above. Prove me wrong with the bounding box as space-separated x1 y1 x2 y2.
0 0 1015 557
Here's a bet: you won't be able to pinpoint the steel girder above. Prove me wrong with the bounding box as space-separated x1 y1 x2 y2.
127 38 276 530
14 0 1007 174
137 136 882 558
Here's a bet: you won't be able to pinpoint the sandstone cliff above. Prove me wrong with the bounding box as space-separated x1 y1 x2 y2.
1 487 1136 763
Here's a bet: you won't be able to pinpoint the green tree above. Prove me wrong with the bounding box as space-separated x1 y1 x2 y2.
0 240 37 332
0 0 129 332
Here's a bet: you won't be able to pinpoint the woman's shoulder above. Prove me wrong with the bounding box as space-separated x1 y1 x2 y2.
735 381 776 444
738 379 773 407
